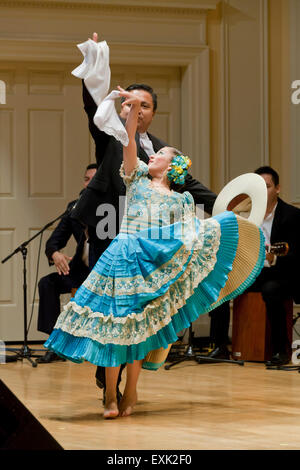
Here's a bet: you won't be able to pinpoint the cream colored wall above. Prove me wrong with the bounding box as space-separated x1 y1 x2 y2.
207 0 298 206
266 0 300 207
268 0 294 205
0 1 200 342
0 62 92 342
207 0 269 193
0 1 213 183
0 0 298 342
286 0 300 207
0 60 181 342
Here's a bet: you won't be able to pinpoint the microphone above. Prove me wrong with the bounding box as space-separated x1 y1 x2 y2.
64 198 79 216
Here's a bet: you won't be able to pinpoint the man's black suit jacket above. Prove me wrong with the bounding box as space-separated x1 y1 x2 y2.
45 200 90 287
266 197 300 303
71 82 217 231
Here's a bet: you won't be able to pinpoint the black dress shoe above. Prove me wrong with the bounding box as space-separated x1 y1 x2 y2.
208 345 230 360
96 378 104 389
266 352 290 367
36 351 66 363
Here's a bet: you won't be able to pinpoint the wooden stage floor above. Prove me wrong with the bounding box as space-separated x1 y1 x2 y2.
1 347 300 451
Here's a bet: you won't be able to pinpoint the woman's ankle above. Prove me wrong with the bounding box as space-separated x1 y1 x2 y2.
105 391 117 405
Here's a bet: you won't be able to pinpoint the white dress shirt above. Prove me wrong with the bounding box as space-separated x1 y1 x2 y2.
139 132 155 157
261 203 277 267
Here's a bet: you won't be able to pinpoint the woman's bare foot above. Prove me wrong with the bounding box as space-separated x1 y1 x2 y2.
103 400 119 419
119 391 137 417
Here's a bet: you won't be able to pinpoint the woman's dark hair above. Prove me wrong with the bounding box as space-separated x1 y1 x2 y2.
254 166 279 186
125 83 158 112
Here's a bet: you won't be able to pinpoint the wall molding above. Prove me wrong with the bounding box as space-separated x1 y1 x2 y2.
0 0 213 189
259 0 269 168
181 48 210 186
220 0 269 185
0 43 211 186
0 39 207 65
0 0 218 17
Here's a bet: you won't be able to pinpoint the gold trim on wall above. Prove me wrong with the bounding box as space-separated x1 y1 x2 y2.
0 0 218 17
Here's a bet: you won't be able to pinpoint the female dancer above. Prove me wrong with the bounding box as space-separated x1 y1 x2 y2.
45 88 265 419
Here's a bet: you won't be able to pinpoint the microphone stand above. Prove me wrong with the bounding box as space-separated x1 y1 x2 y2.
1 208 71 367
164 325 199 370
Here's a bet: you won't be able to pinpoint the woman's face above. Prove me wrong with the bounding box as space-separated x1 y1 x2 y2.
148 147 174 178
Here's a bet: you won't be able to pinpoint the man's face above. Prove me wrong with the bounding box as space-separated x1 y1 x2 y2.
83 168 97 188
260 173 280 207
120 89 155 133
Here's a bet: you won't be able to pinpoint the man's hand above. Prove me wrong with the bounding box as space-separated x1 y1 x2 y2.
52 251 72 276
117 86 143 108
265 251 275 265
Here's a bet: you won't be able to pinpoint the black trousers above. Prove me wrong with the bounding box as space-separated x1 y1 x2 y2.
37 272 73 335
95 363 127 390
248 268 292 354
209 302 230 347
208 269 292 355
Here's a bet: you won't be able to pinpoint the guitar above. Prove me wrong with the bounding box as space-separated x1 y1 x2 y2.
266 242 289 257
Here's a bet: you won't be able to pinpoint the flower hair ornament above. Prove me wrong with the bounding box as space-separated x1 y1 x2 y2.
167 155 192 185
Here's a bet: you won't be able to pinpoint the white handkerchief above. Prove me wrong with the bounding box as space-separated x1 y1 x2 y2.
94 90 129 147
72 39 110 105
72 39 128 146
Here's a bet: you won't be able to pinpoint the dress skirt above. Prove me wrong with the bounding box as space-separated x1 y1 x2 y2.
45 210 265 370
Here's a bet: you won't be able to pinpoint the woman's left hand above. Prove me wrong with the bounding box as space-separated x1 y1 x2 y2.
117 86 142 108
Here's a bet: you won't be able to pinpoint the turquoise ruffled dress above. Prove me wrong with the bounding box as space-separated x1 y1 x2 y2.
45 160 265 369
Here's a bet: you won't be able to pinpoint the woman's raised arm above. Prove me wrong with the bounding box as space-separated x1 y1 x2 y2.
117 86 142 176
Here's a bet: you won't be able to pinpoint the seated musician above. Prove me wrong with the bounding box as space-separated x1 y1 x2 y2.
209 166 300 366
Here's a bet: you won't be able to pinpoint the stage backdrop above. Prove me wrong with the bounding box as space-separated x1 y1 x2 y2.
0 0 298 342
